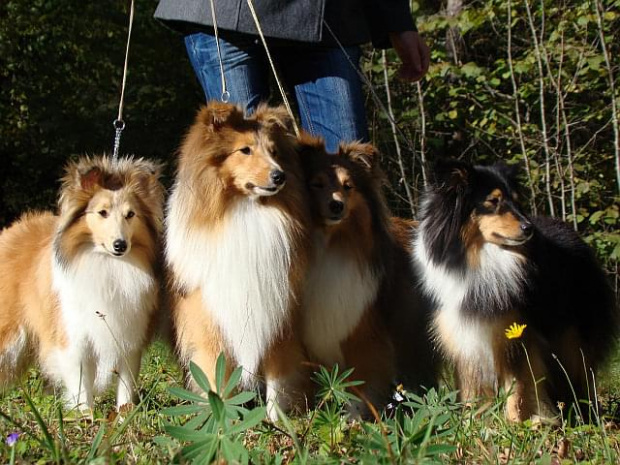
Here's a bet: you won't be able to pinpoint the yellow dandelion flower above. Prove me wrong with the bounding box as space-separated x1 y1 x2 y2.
505 322 527 339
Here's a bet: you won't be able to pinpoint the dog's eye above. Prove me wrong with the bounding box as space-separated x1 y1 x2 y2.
126 211 135 219
98 210 108 218
486 197 500 209
343 183 354 191
239 146 251 155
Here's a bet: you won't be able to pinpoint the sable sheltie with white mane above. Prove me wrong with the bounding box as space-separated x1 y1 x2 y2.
165 102 311 420
298 135 437 412
413 159 618 421
0 156 164 414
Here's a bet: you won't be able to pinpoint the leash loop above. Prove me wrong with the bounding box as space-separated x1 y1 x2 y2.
112 119 126 160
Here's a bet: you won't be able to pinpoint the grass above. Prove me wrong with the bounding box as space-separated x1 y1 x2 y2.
1 341 619 464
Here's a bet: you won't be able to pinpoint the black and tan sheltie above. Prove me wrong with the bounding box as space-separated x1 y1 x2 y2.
413 158 618 421
298 134 437 413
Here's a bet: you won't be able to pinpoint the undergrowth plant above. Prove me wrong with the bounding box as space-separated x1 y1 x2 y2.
158 354 266 464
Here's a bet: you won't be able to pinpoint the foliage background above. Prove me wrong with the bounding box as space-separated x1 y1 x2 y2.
2 0 618 283
1 0 618 281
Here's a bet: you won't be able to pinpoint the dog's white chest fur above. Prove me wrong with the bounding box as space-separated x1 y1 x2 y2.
302 236 378 366
168 198 294 385
51 253 156 391
414 231 524 385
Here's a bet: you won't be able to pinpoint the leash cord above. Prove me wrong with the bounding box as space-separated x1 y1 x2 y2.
246 0 299 135
209 0 230 102
112 0 135 161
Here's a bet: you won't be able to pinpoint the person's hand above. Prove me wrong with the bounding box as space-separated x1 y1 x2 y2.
388 30 430 82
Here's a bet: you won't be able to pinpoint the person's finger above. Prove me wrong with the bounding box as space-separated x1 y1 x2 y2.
420 41 430 75
399 63 423 82
409 38 422 75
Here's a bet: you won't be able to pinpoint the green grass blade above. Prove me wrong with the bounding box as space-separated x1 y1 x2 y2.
109 376 160 445
22 389 58 461
87 423 107 461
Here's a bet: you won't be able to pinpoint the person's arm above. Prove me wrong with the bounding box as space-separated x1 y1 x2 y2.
364 0 430 82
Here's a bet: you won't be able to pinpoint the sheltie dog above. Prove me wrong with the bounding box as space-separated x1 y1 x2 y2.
298 135 436 413
0 156 164 414
165 102 311 420
413 158 618 421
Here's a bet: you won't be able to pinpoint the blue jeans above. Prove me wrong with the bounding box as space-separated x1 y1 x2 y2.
185 32 369 152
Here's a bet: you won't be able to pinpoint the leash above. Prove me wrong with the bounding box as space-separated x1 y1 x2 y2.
209 0 230 102
245 0 300 135
112 0 135 161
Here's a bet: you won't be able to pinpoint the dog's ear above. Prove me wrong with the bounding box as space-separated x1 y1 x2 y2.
254 104 295 133
338 142 379 172
197 101 244 132
433 158 472 190
493 161 520 184
493 161 525 199
296 132 326 156
78 166 103 190
133 159 163 193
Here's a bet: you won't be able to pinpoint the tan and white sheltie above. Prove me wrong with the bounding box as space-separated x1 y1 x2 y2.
0 156 164 414
165 102 311 420
298 135 404 413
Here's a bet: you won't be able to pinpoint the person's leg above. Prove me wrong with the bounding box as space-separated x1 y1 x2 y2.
184 32 269 114
281 46 369 152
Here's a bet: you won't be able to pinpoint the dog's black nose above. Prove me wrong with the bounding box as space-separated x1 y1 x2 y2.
329 200 344 215
270 170 286 186
113 239 127 254
520 222 533 235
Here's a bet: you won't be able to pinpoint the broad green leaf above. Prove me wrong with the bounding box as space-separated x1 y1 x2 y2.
189 361 212 393
227 391 256 406
181 436 216 460
223 366 243 398
161 404 207 417
215 353 227 394
164 424 209 442
227 407 267 435
168 386 208 404
209 390 225 423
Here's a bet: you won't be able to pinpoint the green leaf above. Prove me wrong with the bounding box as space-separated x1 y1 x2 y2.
164 424 209 442
589 210 604 225
227 407 267 436
220 436 246 463
227 391 257 406
181 436 216 460
223 366 243 398
209 391 225 423
168 386 208 404
215 353 227 394
189 361 212 393
161 404 207 417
